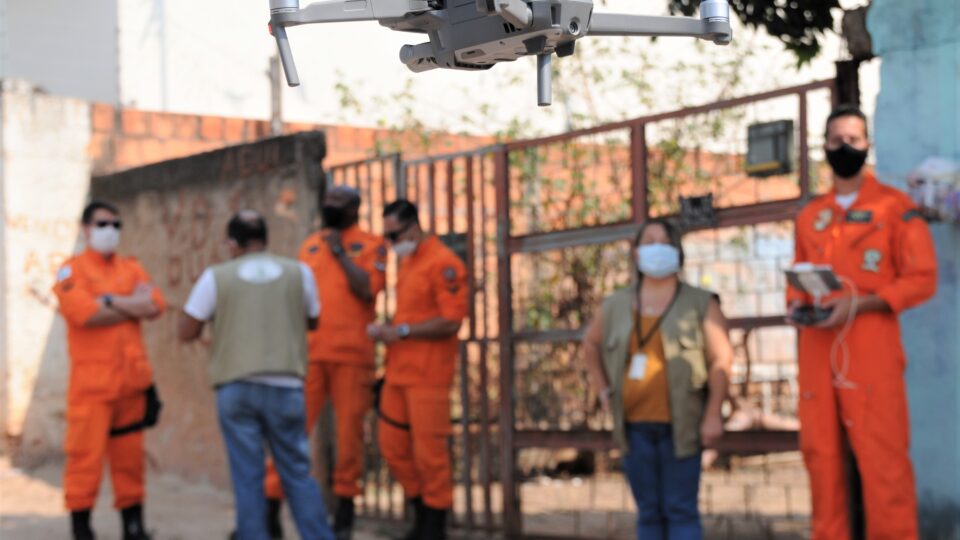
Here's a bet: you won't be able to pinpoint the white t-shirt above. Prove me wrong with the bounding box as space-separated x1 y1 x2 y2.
835 191 859 211
184 260 321 388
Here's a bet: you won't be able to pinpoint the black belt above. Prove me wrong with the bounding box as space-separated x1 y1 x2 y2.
373 377 411 431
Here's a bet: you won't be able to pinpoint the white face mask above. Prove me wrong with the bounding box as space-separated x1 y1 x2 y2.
636 243 680 278
392 240 417 258
89 226 121 254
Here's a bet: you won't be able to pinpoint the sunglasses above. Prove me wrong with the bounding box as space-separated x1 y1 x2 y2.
94 220 123 230
384 221 414 243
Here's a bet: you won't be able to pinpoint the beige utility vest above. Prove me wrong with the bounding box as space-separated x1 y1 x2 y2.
601 281 714 458
208 253 309 387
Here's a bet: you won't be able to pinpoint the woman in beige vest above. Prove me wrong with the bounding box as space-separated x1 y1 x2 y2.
582 219 733 540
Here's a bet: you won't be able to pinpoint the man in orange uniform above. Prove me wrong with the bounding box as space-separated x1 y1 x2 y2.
53 201 166 540
263 185 386 540
788 106 938 540
368 199 468 540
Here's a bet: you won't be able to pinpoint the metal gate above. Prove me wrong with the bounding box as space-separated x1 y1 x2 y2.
326 79 836 539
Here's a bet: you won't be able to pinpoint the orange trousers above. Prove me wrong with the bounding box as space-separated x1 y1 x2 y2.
798 312 918 540
378 384 453 510
265 361 373 499
64 392 146 511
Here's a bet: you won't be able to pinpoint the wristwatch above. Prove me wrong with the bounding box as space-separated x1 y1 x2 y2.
103 294 114 308
396 323 411 339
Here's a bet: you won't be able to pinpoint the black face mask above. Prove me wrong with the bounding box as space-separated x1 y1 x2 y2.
826 143 868 179
321 205 351 229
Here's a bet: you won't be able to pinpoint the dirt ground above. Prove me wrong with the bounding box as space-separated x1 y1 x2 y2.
0 456 394 540
1 453 811 539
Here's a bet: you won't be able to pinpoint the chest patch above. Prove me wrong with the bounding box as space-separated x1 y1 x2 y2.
814 208 833 232
846 210 873 223
862 249 882 273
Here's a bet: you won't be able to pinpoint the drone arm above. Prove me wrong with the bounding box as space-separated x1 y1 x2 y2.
270 0 432 86
588 13 730 43
273 0 426 26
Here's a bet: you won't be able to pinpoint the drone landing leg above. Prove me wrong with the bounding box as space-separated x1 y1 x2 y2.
271 25 301 86
537 53 551 107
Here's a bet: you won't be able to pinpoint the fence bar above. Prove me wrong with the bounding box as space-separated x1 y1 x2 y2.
429 160 438 232
505 79 835 151
459 341 474 528
496 146 522 538
799 91 811 200
630 123 648 222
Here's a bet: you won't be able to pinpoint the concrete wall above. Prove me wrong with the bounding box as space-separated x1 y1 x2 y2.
0 0 119 104
0 80 486 462
868 1 960 538
0 81 91 458
86 133 325 486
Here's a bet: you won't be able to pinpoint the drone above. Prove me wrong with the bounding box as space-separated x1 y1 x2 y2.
268 0 732 106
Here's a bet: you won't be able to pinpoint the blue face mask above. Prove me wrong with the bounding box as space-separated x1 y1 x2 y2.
636 243 680 278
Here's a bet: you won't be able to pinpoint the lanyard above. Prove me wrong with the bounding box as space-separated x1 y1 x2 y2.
634 282 681 349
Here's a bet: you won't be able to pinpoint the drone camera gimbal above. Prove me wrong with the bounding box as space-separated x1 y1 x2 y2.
269 0 732 106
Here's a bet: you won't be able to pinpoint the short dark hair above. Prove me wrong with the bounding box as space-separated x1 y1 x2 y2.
383 199 420 226
320 185 361 210
81 201 119 224
227 210 268 248
825 104 869 140
634 218 685 268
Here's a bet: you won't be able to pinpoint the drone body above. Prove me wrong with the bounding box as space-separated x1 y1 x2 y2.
269 0 732 105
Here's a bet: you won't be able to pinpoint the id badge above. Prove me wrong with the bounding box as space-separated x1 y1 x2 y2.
628 353 648 381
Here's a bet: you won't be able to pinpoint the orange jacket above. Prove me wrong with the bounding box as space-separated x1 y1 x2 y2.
386 236 469 387
788 169 937 312
300 226 386 364
53 249 166 402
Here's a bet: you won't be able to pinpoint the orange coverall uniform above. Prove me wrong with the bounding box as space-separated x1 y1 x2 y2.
53 249 166 511
379 236 468 510
788 170 937 540
265 225 386 499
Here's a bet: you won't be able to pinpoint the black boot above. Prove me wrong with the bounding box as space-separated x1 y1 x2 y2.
399 497 425 540
419 505 447 540
120 504 151 540
333 496 355 540
267 498 284 539
71 509 95 540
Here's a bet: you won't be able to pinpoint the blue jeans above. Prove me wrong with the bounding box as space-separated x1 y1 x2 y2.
216 381 335 540
623 422 703 540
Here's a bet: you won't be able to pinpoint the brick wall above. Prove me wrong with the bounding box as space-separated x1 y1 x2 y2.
88 104 492 176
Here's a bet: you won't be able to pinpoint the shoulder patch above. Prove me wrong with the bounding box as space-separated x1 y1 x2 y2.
376 245 387 258
813 208 834 231
56 265 72 282
307 245 319 254
349 242 364 252
442 266 457 282
902 209 924 222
